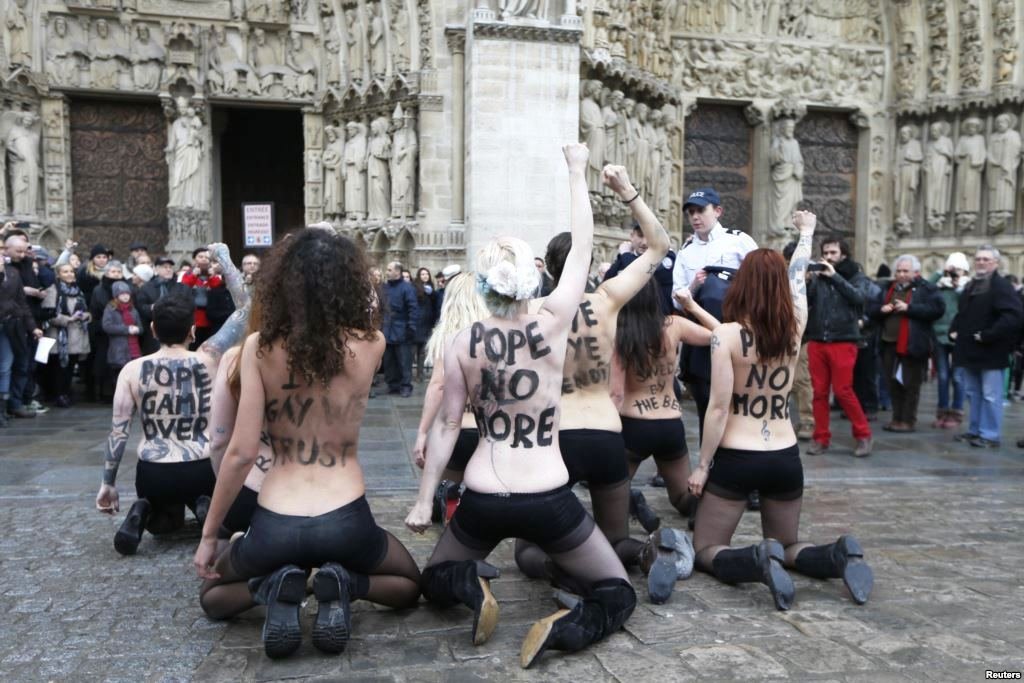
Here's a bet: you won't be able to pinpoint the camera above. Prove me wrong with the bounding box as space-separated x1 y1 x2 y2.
807 263 828 272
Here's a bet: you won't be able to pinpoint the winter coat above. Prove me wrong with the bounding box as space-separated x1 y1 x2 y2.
928 272 968 343
90 276 123 335
0 264 36 334
604 250 677 315
136 277 191 353
805 264 866 343
383 278 418 345
102 304 142 368
413 286 438 345
42 285 91 356
951 271 1024 370
869 277 945 359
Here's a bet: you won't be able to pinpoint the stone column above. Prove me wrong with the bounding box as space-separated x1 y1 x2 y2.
445 28 466 225
744 101 772 247
303 108 325 226
861 108 889 274
40 96 73 240
163 95 213 261
463 8 582 261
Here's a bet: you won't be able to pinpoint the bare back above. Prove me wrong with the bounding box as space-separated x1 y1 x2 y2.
619 317 711 420
252 332 384 515
455 314 571 493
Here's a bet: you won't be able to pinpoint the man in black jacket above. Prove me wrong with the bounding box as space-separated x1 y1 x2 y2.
805 237 873 457
136 257 190 354
951 246 1023 447
383 260 418 397
873 255 944 434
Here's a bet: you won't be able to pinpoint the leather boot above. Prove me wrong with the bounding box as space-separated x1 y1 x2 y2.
430 480 461 525
520 578 636 669
793 535 873 605
312 563 353 654
249 565 307 659
711 539 794 611
193 495 211 528
629 489 660 533
114 499 151 556
421 560 500 645
638 528 694 604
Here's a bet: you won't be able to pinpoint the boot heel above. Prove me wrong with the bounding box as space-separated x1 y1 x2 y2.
520 609 571 669
759 540 795 611
263 569 306 659
473 573 499 645
312 564 352 655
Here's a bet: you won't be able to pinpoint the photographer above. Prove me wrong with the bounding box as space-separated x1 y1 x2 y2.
930 253 970 429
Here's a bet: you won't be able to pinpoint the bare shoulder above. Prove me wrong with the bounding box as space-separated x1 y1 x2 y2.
711 322 742 347
119 357 145 388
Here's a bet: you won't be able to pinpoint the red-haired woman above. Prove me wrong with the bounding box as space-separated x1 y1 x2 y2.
687 211 873 610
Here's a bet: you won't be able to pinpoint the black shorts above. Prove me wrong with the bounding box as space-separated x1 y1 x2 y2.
135 459 216 508
447 429 479 472
705 444 803 502
450 485 594 555
230 496 389 578
218 485 260 539
620 416 687 464
559 429 628 488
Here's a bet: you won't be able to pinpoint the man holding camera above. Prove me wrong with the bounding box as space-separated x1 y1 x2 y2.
804 236 873 457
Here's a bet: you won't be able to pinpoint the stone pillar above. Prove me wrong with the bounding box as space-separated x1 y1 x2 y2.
40 96 73 240
861 108 889 274
745 101 772 247
463 9 582 261
303 109 325 226
163 94 213 261
446 28 466 225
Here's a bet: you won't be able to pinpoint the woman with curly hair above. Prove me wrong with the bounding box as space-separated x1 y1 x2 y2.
405 143 635 670
411 270 490 522
194 228 421 660
687 211 873 611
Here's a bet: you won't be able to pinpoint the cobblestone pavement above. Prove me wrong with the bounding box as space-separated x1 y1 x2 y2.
1 383 1023 682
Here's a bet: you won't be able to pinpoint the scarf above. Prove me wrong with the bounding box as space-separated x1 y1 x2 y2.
118 301 141 360
885 283 913 355
56 281 87 368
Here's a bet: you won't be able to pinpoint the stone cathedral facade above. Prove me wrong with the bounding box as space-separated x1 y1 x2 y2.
2 0 1023 274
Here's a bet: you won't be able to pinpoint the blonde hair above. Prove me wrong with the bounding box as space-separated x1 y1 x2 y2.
425 272 489 363
474 237 540 319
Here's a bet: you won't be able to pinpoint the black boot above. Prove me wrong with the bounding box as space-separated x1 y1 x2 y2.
114 499 151 556
543 559 589 596
193 495 211 528
629 489 660 533
746 490 761 511
794 535 873 605
639 528 694 604
520 578 636 669
711 540 794 611
249 565 307 659
312 563 353 654
431 480 460 524
421 560 500 645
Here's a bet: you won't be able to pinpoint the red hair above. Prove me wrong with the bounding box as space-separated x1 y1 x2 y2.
722 249 798 363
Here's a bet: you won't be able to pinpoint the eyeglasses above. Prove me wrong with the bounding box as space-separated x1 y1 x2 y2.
974 257 994 262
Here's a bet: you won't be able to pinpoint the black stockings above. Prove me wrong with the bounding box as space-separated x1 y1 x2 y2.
693 492 809 573
626 450 697 518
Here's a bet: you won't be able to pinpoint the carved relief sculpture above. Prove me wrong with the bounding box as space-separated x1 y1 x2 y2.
322 19 342 85
46 16 81 87
769 118 803 237
390 105 417 219
90 19 130 90
894 124 922 236
368 2 386 78
390 0 410 71
578 80 605 192
322 124 344 216
954 117 985 232
366 116 391 221
343 121 367 220
993 0 1016 83
959 0 982 90
7 111 41 216
166 98 208 210
250 28 288 95
346 9 365 81
208 26 253 95
6 0 30 68
132 24 166 91
924 120 953 232
285 32 316 97
925 0 948 93
986 113 1021 233
0 113 7 215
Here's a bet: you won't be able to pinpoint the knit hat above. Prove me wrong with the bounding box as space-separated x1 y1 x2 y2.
112 281 132 297
945 252 970 273
90 244 113 259
132 264 155 283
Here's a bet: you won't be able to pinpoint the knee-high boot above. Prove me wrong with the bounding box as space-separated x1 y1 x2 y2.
421 560 500 645
711 539 795 611
114 499 151 556
793 535 873 605
520 578 636 669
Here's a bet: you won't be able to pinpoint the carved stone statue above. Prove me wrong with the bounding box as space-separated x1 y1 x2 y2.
390 105 417 219
346 9 365 81
603 89 623 168
644 107 661 209
924 121 953 231
208 26 253 94
368 2 387 78
986 113 1022 233
621 97 639 180
285 32 316 97
46 16 80 86
633 103 652 198
90 19 129 89
342 121 367 220
322 124 344 216
390 0 410 71
578 80 605 192
894 124 923 235
166 99 208 210
246 0 272 22
6 0 31 68
769 118 803 237
366 116 391 221
322 21 342 85
7 112 41 216
250 28 288 94
954 117 985 231
132 24 166 91
655 107 674 217
499 0 549 21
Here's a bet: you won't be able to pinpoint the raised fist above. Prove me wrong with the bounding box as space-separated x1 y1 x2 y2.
601 165 635 199
208 242 231 264
792 210 817 233
562 142 589 173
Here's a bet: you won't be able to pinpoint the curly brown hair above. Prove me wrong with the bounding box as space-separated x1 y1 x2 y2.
254 229 381 386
